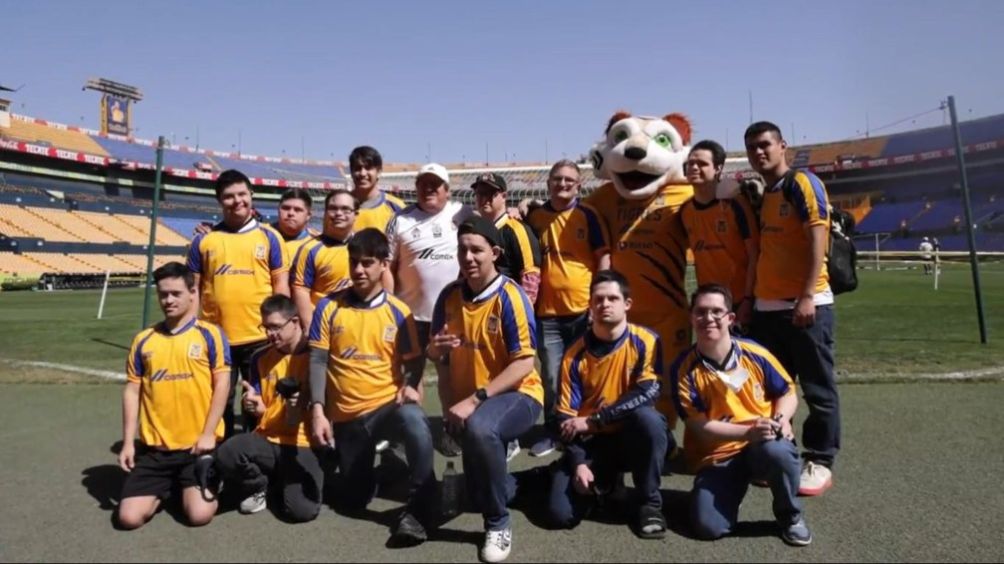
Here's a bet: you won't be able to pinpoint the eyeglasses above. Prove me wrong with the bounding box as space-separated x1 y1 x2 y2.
549 175 579 185
259 317 295 335
692 307 730 322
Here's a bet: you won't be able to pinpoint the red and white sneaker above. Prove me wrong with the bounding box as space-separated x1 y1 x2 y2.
798 461 833 496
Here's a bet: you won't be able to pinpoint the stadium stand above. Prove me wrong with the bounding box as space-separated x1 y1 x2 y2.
2 118 109 156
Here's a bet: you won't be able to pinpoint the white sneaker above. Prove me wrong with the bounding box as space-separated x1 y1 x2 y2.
505 441 520 463
480 528 512 563
375 439 391 453
239 490 267 514
798 461 833 496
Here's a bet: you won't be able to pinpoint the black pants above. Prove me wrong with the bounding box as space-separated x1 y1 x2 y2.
225 341 267 439
751 306 840 467
215 433 324 523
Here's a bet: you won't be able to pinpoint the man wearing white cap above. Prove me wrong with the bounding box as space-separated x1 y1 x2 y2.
386 163 475 370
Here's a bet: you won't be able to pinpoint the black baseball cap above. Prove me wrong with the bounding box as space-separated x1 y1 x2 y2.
457 215 502 247
471 172 507 192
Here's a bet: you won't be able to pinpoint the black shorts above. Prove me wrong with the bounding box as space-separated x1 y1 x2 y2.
120 445 198 500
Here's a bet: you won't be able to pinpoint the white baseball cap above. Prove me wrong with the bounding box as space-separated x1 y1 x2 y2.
417 163 449 185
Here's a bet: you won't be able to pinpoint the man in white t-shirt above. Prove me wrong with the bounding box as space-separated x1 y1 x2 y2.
918 237 934 275
385 163 474 359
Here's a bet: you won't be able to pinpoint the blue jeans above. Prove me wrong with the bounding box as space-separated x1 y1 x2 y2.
548 407 668 528
537 313 589 426
691 439 803 539
332 401 436 517
462 391 542 531
752 305 840 467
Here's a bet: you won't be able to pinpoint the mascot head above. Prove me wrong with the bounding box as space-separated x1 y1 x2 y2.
590 111 692 200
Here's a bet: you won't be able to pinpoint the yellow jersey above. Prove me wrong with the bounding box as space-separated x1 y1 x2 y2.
356 191 405 232
431 275 544 405
526 200 609 317
126 318 230 451
680 195 758 303
291 235 353 305
308 290 421 422
187 220 289 345
670 338 795 470
557 324 661 432
248 346 311 447
272 223 316 270
756 170 831 301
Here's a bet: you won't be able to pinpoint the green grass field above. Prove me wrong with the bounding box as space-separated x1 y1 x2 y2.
0 265 1002 562
2 265 1002 379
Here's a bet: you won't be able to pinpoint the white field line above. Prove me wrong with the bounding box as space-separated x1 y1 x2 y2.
1 358 125 381
2 358 1002 384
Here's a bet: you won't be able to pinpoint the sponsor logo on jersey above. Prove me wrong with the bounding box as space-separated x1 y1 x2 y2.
214 264 255 276
149 369 195 382
417 247 455 261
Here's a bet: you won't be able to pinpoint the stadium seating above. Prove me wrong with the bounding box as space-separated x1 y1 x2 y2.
1 119 109 156
0 252 49 275
854 201 928 233
881 113 1004 157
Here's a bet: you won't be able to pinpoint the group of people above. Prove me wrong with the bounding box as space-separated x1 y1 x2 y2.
116 120 840 562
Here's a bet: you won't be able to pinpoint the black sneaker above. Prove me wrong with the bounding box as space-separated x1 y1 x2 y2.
636 505 667 540
390 512 428 546
781 517 812 547
436 433 462 458
528 437 556 458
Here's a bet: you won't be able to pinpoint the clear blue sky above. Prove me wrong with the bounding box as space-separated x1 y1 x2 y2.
6 0 1004 163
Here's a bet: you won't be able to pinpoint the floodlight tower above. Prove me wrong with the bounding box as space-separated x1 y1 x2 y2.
83 77 143 136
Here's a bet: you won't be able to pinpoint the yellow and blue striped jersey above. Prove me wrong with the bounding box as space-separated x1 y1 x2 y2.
356 191 405 232
291 235 353 305
273 224 317 270
248 346 311 447
681 195 759 303
557 324 661 431
126 318 231 451
308 290 421 422
527 200 609 317
670 338 795 470
756 170 831 300
431 275 544 405
492 214 542 279
187 220 288 345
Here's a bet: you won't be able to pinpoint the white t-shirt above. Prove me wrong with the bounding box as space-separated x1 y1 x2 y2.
386 200 475 321
919 241 934 258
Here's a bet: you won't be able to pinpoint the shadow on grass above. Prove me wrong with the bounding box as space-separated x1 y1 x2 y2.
90 338 131 352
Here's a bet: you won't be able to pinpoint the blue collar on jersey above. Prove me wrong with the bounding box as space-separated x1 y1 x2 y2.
462 273 505 303
272 223 312 242
156 316 197 336
344 289 387 309
545 198 578 213
215 217 259 234
584 324 631 358
696 339 741 372
319 233 352 246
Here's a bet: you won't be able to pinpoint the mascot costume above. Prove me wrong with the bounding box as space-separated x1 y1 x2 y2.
585 111 695 424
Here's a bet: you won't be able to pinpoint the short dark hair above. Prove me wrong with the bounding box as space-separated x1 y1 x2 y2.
279 188 312 210
348 228 390 261
548 159 581 178
214 169 252 200
153 261 195 290
260 295 298 320
690 283 733 311
743 121 784 143
689 140 726 168
349 146 383 171
324 188 360 211
590 269 631 301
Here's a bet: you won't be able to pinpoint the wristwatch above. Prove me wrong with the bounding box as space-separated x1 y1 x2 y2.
588 412 603 428
474 388 489 403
